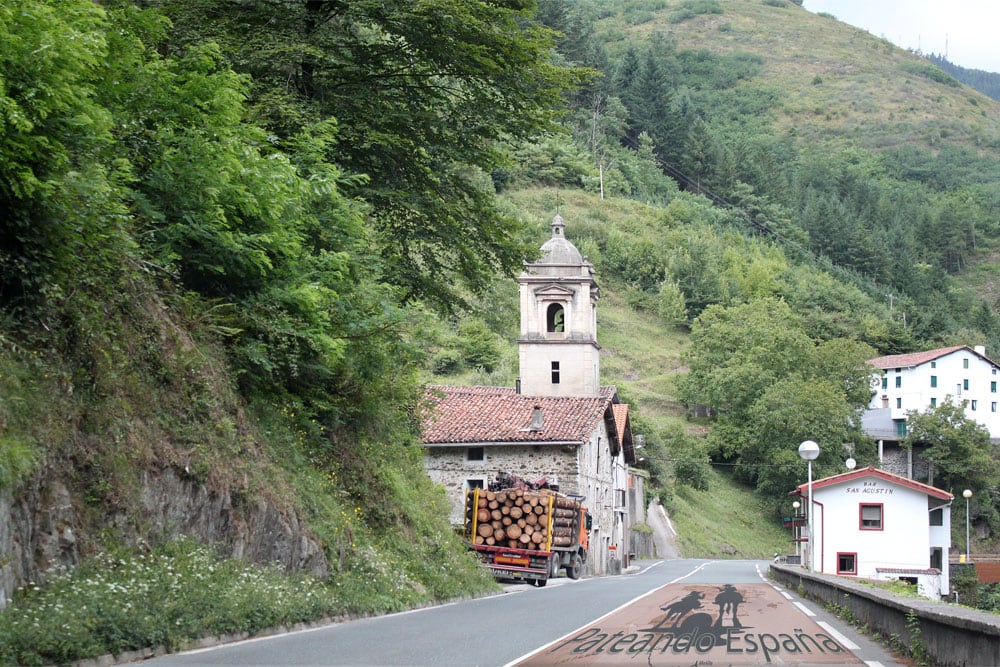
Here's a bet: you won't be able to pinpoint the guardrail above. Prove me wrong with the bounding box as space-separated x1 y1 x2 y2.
770 563 1000 667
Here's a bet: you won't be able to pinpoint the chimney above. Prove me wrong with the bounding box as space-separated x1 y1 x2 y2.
529 405 544 431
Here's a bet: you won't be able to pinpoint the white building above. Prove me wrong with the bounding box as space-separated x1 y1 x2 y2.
421 214 636 576
791 466 953 599
864 345 1000 478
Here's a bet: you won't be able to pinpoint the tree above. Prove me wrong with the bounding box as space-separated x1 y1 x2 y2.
905 398 998 490
680 297 876 500
0 0 125 312
155 0 589 310
657 278 688 328
679 298 812 417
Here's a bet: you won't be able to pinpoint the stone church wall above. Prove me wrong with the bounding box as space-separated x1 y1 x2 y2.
424 445 580 525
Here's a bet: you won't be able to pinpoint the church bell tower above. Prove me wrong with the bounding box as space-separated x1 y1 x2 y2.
517 214 601 397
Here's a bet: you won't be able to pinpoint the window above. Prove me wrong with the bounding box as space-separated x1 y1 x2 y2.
930 375 937 388
551 361 560 384
896 421 907 437
546 303 565 333
930 547 943 571
931 397 937 407
993 402 997 413
881 377 888 390
837 553 857 575
964 358 970 369
466 478 485 490
992 380 997 393
466 447 484 462
860 503 883 530
972 400 978 411
895 376 902 388
929 506 943 526
896 397 902 409
964 379 970 391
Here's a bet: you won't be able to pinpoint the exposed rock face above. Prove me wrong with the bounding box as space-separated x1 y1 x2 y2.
0 467 328 610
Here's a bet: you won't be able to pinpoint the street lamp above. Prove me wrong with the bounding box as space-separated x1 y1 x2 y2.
963 489 973 563
792 500 801 563
799 440 820 571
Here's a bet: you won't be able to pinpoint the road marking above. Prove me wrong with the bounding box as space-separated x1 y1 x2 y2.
819 620 860 650
510 582 862 665
865 662 886 667
793 600 816 616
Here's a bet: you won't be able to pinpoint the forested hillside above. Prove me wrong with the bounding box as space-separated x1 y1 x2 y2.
928 53 1000 101
4 0 1000 661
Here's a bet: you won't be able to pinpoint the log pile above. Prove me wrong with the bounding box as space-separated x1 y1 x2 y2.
466 487 580 550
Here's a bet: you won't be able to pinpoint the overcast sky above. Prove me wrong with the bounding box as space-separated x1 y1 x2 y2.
802 0 1000 73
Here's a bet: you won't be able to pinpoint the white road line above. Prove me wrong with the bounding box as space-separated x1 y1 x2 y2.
818 620 860 650
792 600 815 616
865 662 886 667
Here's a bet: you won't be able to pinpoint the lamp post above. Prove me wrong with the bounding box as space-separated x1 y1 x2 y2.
799 440 820 571
792 500 801 563
963 489 973 563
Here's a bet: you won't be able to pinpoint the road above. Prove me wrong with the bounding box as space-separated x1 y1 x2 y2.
145 559 908 666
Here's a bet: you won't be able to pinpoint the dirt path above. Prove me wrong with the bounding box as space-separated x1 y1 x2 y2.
646 498 680 559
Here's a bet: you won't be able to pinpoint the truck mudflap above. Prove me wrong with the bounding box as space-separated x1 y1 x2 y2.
472 544 552 582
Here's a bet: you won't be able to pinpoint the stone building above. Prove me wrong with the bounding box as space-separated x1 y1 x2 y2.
421 214 636 576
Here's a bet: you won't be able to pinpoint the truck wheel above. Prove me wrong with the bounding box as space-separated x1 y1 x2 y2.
534 578 548 587
549 557 561 579
567 554 583 580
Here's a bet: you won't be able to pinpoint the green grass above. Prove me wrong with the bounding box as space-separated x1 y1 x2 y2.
0 539 340 666
0 536 496 666
669 467 792 559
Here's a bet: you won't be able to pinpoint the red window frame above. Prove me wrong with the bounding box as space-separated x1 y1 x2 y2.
860 503 884 531
837 552 857 575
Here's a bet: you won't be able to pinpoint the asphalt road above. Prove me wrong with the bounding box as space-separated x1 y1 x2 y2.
143 559 908 666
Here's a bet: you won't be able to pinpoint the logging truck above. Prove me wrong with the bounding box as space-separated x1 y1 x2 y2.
463 477 591 587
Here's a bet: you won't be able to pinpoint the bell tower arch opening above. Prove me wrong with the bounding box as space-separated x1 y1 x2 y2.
546 303 565 333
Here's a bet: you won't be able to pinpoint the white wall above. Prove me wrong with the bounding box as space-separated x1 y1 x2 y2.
871 349 1000 437
812 476 949 597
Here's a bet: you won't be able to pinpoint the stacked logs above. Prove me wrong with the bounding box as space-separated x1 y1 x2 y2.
467 487 580 550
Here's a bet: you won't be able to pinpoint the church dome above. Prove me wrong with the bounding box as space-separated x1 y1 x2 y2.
538 214 583 265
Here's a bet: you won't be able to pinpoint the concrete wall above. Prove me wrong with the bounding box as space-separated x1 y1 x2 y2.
770 564 1000 667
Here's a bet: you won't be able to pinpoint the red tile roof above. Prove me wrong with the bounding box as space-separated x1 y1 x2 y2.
868 345 969 369
791 466 953 500
611 403 637 464
421 385 618 446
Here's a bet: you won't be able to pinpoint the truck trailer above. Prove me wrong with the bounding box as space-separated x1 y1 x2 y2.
463 476 591 587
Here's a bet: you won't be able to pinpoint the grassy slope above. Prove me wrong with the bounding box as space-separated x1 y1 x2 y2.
616 0 1000 152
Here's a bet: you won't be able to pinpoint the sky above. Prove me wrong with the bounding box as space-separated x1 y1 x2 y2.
802 0 1000 74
